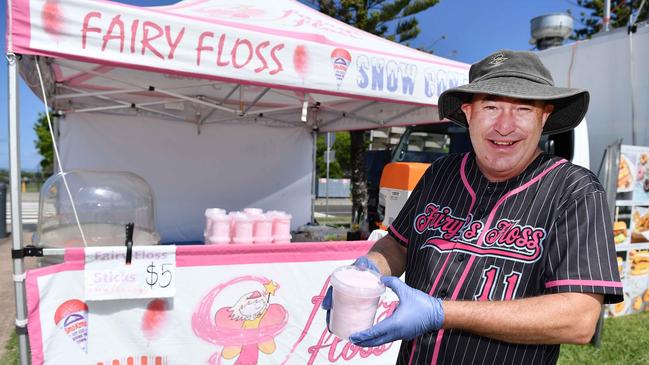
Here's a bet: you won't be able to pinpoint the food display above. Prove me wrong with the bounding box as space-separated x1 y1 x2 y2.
641 153 649 166
629 250 649 276
630 288 649 313
609 145 649 318
204 208 292 244
614 221 627 244
640 153 649 193
632 295 644 311
33 170 159 248
618 154 633 191
617 256 625 279
631 207 649 243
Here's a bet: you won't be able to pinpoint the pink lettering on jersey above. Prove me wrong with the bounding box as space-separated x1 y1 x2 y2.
414 203 466 239
417 211 546 263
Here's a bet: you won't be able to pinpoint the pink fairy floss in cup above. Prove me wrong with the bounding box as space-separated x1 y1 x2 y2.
267 211 292 243
230 212 253 244
329 265 385 339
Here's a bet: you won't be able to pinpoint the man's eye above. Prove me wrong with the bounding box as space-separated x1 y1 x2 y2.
483 105 497 110
517 107 533 112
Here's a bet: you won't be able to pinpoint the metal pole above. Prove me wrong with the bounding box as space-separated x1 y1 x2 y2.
604 0 611 32
591 140 622 347
53 112 60 174
8 53 30 364
311 130 317 224
325 132 331 217
0 182 6 238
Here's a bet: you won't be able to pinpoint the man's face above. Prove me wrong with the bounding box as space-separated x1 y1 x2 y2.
460 94 554 182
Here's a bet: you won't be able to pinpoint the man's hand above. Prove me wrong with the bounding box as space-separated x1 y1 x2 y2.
349 276 444 347
321 256 381 330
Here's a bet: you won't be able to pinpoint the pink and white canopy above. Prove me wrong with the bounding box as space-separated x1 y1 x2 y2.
8 0 469 131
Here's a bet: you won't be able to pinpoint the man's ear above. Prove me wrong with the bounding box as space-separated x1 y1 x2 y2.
460 103 472 125
540 103 554 127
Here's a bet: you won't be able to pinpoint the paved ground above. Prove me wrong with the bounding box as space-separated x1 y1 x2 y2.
1 192 40 361
0 233 16 361
313 197 352 218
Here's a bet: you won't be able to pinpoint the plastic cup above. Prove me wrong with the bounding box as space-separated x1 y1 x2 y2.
251 214 273 244
205 214 231 244
231 212 253 244
268 211 292 243
329 265 385 339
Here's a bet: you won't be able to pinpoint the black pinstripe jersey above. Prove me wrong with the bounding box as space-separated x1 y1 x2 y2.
387 152 623 365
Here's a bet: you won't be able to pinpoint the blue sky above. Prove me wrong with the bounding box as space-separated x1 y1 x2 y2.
1 0 587 171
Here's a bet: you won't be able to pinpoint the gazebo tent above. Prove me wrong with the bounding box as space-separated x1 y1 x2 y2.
7 0 469 362
8 0 468 242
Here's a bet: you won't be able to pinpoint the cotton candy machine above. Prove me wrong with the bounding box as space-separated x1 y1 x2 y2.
33 170 160 247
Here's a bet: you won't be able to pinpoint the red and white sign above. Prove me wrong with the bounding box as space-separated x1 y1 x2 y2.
8 0 468 108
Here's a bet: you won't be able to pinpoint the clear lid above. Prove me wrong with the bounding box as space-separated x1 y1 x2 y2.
205 208 226 218
33 170 159 247
229 212 251 222
243 208 263 216
330 265 385 298
267 210 292 219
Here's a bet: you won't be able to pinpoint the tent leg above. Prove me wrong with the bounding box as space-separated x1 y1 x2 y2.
311 129 317 224
8 53 30 365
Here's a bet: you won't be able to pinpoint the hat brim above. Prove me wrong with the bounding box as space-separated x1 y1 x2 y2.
438 76 590 135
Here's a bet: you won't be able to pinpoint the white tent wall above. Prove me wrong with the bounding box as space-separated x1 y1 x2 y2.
59 113 313 243
537 23 649 170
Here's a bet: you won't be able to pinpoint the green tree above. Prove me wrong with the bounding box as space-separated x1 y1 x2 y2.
316 132 351 178
316 0 439 227
572 0 648 39
33 112 55 176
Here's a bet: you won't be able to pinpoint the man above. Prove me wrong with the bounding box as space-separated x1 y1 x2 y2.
322 50 623 365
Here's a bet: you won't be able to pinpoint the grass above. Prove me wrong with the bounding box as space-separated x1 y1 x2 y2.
1 308 646 364
314 216 351 228
558 312 649 365
0 332 18 365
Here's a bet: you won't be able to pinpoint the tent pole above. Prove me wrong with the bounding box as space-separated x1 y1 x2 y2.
311 129 317 224
53 112 60 174
7 53 30 365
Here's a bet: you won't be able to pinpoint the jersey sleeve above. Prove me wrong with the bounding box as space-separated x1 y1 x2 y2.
543 190 623 304
387 164 432 248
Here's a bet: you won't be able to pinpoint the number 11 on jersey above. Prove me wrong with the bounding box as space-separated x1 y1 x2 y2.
475 265 522 301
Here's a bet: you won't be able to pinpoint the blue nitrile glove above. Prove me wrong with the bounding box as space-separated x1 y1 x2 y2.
321 256 381 331
349 276 444 347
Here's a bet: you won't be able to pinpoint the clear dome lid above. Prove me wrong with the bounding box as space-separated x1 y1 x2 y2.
33 170 160 247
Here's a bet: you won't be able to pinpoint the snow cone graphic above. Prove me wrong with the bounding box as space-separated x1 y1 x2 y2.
293 45 309 81
54 299 89 353
142 298 170 343
330 48 352 88
42 0 63 36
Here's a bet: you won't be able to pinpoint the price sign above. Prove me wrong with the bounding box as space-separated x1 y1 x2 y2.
84 246 176 301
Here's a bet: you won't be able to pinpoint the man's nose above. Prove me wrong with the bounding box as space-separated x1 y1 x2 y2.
493 108 516 135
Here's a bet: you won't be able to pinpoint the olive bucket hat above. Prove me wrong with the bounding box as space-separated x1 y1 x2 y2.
438 49 589 134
